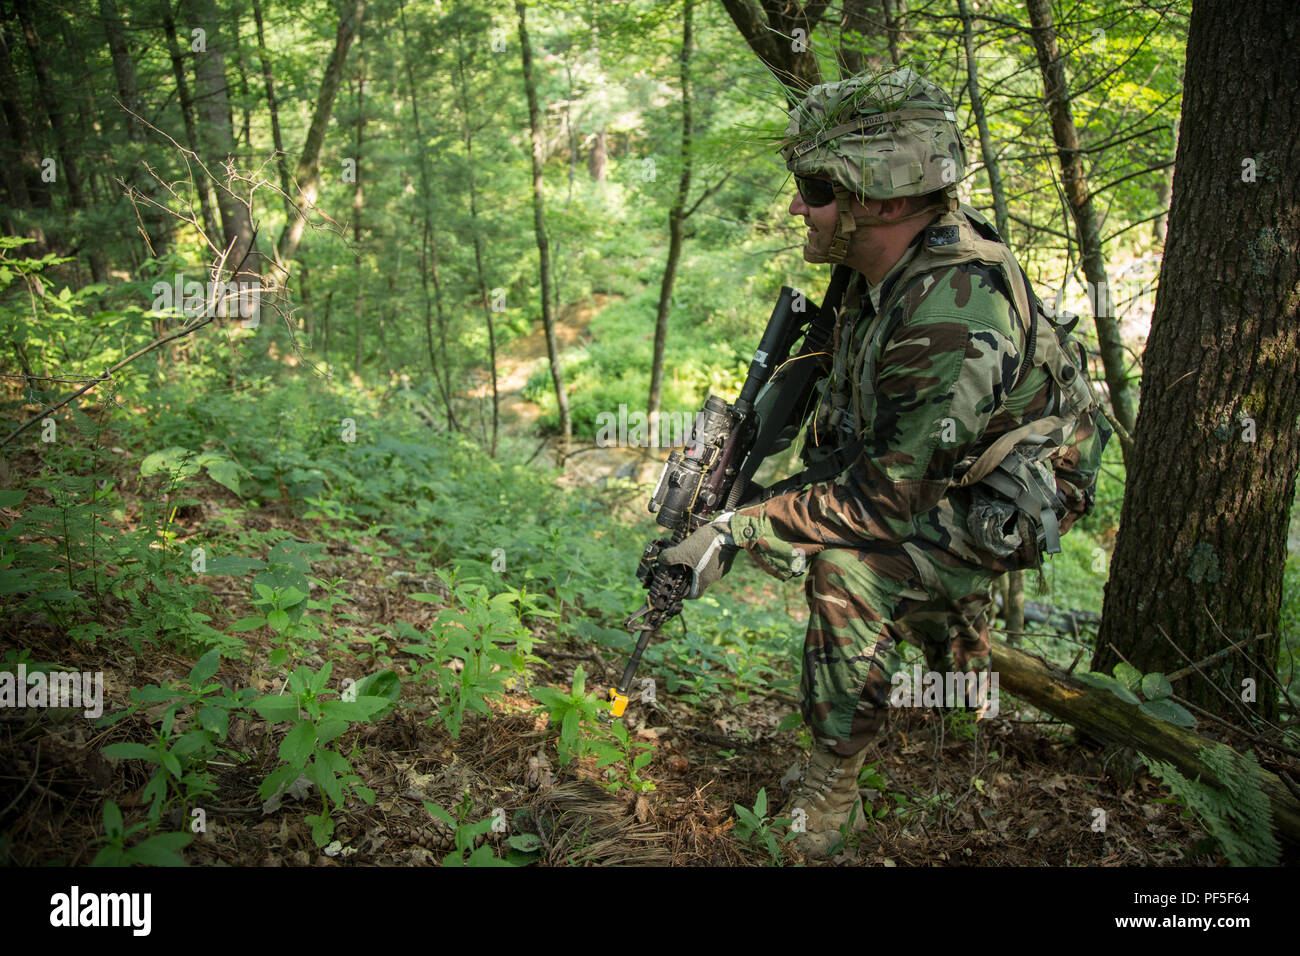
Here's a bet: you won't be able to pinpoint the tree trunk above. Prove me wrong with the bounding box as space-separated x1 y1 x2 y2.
160 2 220 243
1025 0 1136 461
452 23 498 457
351 24 365 374
1093 0 1300 728
14 0 105 282
184 0 259 282
589 128 607 182
276 0 364 265
230 4 252 157
0 22 47 219
718 0 828 101
957 0 1007 238
517 0 571 447
882 0 904 65
397 0 457 430
649 0 695 438
251 0 291 208
993 638 1300 850
99 0 170 254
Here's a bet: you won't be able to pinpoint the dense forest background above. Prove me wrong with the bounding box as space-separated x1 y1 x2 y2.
1 0 1297 868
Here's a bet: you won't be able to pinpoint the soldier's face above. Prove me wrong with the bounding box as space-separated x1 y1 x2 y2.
790 178 841 261
790 177 876 263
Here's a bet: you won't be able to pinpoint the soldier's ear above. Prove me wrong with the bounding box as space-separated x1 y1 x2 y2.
878 197 913 221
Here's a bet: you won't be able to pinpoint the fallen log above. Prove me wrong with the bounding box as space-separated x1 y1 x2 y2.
990 637 1300 850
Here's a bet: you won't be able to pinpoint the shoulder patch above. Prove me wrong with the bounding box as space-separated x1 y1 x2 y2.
925 224 960 247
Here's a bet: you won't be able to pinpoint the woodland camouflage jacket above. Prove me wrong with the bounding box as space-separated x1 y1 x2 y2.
729 211 1082 580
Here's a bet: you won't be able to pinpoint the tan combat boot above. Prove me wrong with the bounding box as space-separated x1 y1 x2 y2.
781 743 870 858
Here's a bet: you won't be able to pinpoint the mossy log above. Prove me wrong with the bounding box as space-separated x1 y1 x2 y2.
991 638 1300 849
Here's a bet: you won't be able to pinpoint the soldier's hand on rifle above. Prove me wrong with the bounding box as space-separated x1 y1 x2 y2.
658 518 738 599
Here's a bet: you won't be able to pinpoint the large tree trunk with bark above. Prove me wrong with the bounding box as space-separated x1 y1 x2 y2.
1094 0 1300 728
99 0 170 254
1026 0 1136 461
517 0 571 449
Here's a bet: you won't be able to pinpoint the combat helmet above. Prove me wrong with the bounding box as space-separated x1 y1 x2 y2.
781 68 967 263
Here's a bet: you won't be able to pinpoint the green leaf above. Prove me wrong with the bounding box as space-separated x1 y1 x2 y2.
320 696 389 723
1112 662 1143 692
201 458 243 496
1140 697 1197 728
424 802 455 827
102 742 155 761
529 686 567 710
204 556 266 576
189 649 220 688
250 694 299 723
508 833 543 852
1076 671 1141 705
306 759 344 807
753 787 767 818
161 752 182 779
776 712 803 733
140 446 200 481
126 832 192 867
279 721 316 766
102 800 124 839
196 704 229 738
353 670 401 705
572 664 586 698
1141 672 1173 701
266 609 290 631
0 490 26 507
229 616 265 632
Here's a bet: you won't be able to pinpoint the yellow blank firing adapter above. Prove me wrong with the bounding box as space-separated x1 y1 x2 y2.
608 687 629 718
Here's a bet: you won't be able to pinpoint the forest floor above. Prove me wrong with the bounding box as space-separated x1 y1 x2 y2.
6 520 1209 867
1 292 1230 868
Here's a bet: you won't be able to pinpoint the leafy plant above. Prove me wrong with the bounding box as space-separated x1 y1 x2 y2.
250 662 395 847
403 573 546 738
1141 744 1281 867
529 664 608 766
1076 662 1196 727
90 800 192 867
99 649 252 827
423 796 521 867
732 787 795 864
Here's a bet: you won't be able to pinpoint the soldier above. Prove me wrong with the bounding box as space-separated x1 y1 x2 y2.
658 68 1107 857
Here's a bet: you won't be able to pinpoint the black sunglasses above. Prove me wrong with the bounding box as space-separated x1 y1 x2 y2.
794 174 837 207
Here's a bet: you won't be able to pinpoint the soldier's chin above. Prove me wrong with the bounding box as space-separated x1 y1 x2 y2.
803 240 830 264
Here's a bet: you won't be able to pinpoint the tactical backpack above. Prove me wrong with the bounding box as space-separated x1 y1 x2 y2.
835 204 1113 563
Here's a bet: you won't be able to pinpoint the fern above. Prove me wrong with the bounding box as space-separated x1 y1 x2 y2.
1140 744 1281 866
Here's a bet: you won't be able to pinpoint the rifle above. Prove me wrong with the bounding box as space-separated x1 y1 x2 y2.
606 265 852 718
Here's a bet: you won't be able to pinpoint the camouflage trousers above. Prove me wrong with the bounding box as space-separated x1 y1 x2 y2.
800 539 998 756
